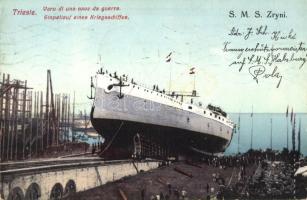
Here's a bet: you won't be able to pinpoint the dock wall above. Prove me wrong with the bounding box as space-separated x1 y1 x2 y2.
1 160 159 200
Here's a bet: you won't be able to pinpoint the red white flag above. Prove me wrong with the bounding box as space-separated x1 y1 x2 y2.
189 67 195 74
165 52 172 62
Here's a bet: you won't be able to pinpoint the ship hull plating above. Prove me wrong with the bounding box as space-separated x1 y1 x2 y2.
91 117 230 157
91 83 233 157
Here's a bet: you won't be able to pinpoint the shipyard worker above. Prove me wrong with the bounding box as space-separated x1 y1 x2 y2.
216 191 222 200
92 145 96 155
167 183 172 195
174 189 180 199
141 188 145 200
160 192 165 200
153 85 156 90
181 190 187 197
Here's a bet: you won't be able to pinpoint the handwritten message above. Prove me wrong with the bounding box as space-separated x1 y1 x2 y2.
223 24 307 88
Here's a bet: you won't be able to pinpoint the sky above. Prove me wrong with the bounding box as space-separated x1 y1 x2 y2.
0 0 307 113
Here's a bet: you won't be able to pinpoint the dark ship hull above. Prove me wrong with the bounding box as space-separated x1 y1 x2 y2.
91 116 231 158
90 73 234 159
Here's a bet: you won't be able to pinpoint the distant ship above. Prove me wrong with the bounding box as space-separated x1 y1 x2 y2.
90 69 234 158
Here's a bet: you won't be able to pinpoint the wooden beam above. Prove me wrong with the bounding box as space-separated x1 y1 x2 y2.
173 167 193 178
118 188 128 200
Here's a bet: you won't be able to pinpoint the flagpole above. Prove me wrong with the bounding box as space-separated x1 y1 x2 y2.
165 52 172 94
286 117 289 150
250 105 253 150
237 113 241 154
292 114 296 151
193 72 196 91
298 118 301 155
270 117 273 150
286 105 289 150
169 65 172 93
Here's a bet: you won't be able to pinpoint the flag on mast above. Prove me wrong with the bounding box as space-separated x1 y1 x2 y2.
165 52 172 62
189 67 195 74
166 52 172 58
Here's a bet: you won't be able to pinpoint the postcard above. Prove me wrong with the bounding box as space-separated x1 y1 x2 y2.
0 0 306 199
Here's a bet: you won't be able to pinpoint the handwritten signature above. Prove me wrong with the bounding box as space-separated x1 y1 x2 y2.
248 65 283 88
224 24 306 89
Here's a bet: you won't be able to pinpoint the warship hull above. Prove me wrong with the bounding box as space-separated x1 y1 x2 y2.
91 76 234 158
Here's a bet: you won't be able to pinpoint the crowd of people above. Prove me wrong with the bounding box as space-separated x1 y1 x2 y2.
203 149 306 199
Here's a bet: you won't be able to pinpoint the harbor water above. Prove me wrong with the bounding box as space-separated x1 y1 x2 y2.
226 113 307 156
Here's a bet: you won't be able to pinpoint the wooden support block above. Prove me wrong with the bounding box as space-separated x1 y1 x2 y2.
186 160 202 168
156 177 167 185
174 167 193 178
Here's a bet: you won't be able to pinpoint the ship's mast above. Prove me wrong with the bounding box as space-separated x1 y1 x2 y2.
97 54 103 71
